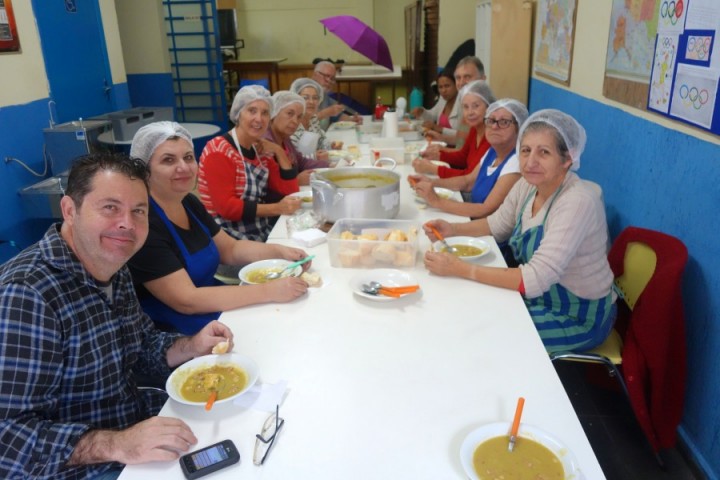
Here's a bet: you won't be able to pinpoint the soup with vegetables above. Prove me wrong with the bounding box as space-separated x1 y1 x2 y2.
180 364 248 402
473 436 564 480
443 244 485 257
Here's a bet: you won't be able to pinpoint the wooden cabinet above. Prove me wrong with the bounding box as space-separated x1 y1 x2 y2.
476 0 533 105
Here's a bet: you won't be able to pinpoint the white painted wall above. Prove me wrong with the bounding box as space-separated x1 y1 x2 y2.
0 0 47 106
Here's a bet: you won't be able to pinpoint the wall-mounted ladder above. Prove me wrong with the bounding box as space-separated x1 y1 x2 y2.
163 0 228 127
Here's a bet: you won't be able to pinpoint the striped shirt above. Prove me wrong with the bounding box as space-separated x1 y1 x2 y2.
0 224 181 479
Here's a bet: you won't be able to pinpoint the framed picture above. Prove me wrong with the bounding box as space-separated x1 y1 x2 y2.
533 0 578 85
0 0 20 53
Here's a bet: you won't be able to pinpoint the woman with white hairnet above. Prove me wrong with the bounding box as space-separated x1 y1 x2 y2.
264 90 330 186
198 85 302 242
424 110 616 353
128 121 311 335
415 80 496 180
409 98 527 219
288 78 336 154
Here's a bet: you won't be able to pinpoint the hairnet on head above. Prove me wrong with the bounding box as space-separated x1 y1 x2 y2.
229 85 272 123
290 78 324 104
458 80 496 108
518 109 587 171
270 91 306 119
486 98 528 128
129 121 193 164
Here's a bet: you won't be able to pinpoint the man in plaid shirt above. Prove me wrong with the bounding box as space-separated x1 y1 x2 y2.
0 153 234 479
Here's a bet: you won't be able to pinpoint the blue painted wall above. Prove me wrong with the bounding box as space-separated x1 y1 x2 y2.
126 73 175 110
0 99 58 261
528 79 720 479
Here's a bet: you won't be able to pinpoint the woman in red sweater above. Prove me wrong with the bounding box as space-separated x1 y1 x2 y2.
198 85 301 242
412 80 496 180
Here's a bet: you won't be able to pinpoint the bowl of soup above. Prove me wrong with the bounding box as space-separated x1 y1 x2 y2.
238 259 303 284
166 353 259 407
460 422 581 480
433 236 490 261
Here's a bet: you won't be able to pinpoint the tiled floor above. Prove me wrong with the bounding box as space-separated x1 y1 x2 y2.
553 362 703 480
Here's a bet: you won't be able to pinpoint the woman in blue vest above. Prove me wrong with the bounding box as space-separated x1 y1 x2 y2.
127 122 311 335
423 110 616 353
410 98 527 220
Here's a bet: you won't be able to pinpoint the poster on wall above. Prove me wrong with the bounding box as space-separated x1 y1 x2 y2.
0 0 20 53
532 0 578 85
603 0 660 110
647 0 720 134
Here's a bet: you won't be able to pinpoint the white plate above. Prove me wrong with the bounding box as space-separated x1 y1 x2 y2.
238 259 303 284
332 121 357 130
289 190 313 207
460 422 581 480
420 141 447 153
349 269 420 302
166 353 259 407
433 236 491 260
414 187 455 204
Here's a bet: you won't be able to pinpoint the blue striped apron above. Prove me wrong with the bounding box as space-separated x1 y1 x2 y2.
508 186 615 353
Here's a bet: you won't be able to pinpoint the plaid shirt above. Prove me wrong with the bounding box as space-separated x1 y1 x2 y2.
0 225 181 479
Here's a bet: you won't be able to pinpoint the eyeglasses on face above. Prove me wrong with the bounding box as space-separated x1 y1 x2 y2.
315 71 336 83
484 117 516 128
253 404 285 465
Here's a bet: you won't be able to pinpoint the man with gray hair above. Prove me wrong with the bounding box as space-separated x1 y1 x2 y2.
312 61 360 129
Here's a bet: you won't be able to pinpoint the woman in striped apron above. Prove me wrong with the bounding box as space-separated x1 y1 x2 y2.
423 110 616 353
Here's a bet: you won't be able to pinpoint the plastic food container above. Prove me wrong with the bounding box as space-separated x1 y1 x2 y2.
327 218 420 268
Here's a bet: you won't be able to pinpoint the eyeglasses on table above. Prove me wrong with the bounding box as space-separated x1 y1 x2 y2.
253 404 285 465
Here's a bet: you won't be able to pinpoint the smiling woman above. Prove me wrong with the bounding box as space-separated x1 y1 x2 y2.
127 121 312 335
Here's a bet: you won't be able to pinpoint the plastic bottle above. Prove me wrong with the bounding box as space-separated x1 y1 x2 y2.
395 97 407 119
409 88 423 112
374 96 384 120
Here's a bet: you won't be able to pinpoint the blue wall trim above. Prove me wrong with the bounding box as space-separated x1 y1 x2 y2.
528 78 720 479
126 73 175 110
0 99 58 261
112 82 132 111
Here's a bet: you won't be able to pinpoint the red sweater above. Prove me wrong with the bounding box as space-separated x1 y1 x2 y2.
437 127 491 178
198 135 298 221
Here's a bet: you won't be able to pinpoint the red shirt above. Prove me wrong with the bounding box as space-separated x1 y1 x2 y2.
437 127 491 178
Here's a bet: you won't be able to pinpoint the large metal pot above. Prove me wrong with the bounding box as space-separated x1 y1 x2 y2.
310 167 400 223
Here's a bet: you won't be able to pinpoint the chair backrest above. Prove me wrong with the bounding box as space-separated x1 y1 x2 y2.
614 242 657 310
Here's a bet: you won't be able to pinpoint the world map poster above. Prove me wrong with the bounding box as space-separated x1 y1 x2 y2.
606 0 660 82
533 0 578 84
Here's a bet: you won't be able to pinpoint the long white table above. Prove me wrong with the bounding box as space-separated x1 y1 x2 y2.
120 136 605 479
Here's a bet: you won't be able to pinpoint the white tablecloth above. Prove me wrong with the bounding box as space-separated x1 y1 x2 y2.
119 132 605 480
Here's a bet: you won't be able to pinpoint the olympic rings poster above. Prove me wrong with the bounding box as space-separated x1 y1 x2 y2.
648 0 720 133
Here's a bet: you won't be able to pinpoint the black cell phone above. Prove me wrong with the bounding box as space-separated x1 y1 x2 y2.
179 439 240 479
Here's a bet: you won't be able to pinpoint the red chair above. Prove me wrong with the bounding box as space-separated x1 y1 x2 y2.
550 226 688 463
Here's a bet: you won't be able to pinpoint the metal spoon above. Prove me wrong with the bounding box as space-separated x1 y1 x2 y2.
265 255 315 281
426 224 457 254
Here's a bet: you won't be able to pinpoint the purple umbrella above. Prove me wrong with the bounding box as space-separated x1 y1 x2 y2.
319 15 393 71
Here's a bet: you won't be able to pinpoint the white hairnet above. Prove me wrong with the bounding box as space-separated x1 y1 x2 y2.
518 109 587 171
458 80 496 108
290 78 324 104
129 121 193 164
486 98 528 128
270 91 305 119
229 85 273 123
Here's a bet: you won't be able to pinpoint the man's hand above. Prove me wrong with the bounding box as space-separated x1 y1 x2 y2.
69 417 198 466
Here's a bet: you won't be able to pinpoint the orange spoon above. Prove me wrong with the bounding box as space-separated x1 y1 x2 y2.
426 224 457 254
205 391 218 411
508 397 525 452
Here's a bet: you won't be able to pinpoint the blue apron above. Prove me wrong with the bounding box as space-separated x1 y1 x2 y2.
140 197 221 334
470 148 515 204
508 186 615 353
